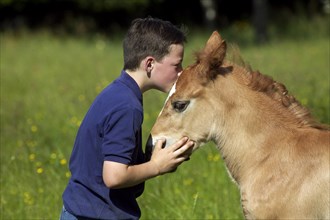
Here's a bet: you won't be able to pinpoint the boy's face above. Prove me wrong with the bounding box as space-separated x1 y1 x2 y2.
152 44 184 93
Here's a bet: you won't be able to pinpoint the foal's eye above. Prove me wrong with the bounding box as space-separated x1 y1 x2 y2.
172 101 190 113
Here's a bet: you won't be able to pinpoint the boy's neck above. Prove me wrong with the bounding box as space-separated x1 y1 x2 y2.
125 69 151 93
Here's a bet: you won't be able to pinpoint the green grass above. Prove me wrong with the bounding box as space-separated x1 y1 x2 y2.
1 19 329 219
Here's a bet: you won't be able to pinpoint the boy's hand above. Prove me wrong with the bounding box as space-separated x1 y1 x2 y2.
150 137 194 175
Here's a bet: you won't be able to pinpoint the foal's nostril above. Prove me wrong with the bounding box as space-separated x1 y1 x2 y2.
145 135 154 161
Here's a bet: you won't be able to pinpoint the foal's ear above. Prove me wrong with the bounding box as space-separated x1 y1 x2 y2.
204 31 226 57
203 31 227 81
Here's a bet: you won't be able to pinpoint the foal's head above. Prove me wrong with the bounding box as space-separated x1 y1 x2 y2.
148 31 233 150
148 31 327 154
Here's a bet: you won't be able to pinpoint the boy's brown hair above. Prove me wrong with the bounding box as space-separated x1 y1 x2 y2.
123 17 187 71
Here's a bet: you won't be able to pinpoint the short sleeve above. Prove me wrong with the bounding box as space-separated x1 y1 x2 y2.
101 107 142 164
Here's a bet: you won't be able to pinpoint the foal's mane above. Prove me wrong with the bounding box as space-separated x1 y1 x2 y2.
196 45 329 130
247 70 330 130
231 49 329 130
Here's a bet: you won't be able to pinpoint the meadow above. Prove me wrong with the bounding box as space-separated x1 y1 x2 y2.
1 17 329 219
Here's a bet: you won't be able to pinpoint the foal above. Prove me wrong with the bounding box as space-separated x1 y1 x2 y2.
147 31 330 219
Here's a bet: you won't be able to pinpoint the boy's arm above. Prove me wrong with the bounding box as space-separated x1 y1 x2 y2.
103 137 194 189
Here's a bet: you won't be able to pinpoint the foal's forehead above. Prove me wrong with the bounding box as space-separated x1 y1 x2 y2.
177 64 199 85
169 66 199 97
164 61 202 104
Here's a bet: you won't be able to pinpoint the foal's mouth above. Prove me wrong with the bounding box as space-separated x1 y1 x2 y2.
145 135 196 161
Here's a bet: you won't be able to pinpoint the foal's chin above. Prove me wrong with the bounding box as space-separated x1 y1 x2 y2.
147 135 201 151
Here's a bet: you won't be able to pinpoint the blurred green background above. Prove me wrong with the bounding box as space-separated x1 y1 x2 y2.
1 1 329 219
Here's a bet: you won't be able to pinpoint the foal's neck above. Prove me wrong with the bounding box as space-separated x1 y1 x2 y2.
212 76 297 183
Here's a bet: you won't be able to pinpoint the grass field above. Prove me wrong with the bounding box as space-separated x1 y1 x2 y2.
1 17 329 219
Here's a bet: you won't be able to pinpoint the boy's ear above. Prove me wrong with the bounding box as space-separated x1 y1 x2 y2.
144 57 155 76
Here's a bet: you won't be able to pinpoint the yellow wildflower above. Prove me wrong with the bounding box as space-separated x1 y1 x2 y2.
70 116 81 127
76 120 81 127
213 154 220 162
29 154 35 161
23 192 34 205
65 171 71 178
36 167 43 174
26 140 37 148
207 153 220 162
60 158 67 165
31 125 38 132
50 153 57 159
206 214 214 219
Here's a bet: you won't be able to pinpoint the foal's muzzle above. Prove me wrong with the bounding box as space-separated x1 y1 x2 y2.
145 135 168 161
145 135 191 161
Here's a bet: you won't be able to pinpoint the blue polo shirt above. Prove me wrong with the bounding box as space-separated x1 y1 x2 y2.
63 71 145 219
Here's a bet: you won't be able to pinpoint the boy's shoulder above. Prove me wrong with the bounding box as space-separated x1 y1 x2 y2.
94 77 142 112
97 80 130 105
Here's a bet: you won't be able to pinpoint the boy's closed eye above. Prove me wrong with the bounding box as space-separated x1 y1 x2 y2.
174 63 183 71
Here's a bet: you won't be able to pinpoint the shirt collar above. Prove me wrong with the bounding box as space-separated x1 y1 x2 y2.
118 70 143 104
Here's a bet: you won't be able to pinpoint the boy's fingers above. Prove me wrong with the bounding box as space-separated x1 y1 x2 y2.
154 138 166 151
171 137 189 151
175 140 194 156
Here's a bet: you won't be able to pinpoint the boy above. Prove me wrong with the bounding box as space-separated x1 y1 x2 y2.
61 17 194 219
